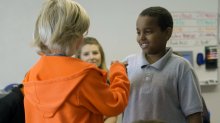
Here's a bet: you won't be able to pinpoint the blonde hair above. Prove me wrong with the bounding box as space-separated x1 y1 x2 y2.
33 0 90 56
76 37 108 71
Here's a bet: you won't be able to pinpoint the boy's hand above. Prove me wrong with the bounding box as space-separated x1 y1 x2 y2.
123 61 128 67
123 61 128 73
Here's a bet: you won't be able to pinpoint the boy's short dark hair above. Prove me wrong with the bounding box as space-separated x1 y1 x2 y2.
139 6 173 31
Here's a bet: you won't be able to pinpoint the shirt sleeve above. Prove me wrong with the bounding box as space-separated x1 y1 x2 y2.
77 62 130 116
178 66 203 116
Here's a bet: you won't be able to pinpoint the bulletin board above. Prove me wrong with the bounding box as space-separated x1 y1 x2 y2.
167 11 219 85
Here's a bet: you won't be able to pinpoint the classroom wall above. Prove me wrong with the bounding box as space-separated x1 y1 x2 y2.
0 0 219 122
0 0 41 86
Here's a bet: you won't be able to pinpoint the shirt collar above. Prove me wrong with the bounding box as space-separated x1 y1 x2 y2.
140 47 173 70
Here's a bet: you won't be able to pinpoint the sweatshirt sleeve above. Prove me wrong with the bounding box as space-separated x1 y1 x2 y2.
77 62 130 116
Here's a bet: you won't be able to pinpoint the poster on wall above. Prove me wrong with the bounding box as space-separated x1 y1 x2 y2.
168 11 219 85
168 11 218 47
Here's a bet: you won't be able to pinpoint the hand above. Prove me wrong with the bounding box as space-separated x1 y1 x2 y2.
123 61 128 67
123 61 128 73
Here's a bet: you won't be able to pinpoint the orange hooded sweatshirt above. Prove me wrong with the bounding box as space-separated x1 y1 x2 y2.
23 56 129 123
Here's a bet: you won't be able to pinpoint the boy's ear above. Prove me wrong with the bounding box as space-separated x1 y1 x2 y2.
165 27 173 40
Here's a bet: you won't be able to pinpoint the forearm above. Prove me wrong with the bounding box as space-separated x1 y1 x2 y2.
187 112 203 123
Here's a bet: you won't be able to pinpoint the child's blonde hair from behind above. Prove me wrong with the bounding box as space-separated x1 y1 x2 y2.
33 0 90 56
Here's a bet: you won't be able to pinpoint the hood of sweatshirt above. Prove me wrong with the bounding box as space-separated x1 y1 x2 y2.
23 56 106 118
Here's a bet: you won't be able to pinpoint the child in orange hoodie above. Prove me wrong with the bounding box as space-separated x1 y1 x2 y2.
22 0 130 123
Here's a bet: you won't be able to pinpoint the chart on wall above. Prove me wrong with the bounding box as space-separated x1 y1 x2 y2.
167 11 219 85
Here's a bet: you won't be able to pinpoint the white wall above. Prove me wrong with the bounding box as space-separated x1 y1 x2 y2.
0 0 41 86
0 0 219 122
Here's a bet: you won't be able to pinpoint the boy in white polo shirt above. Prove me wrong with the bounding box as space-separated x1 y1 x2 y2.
122 6 203 123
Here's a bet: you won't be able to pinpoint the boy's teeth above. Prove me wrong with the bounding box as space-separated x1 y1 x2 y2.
141 44 148 48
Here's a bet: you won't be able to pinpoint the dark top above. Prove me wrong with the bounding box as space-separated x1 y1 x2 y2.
0 84 25 123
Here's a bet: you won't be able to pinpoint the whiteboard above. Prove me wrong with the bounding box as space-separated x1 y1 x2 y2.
168 11 219 85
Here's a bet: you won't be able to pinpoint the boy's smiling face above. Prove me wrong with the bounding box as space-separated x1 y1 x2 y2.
136 15 171 55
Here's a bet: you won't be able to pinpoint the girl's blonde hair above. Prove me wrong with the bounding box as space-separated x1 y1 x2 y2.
33 0 90 56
